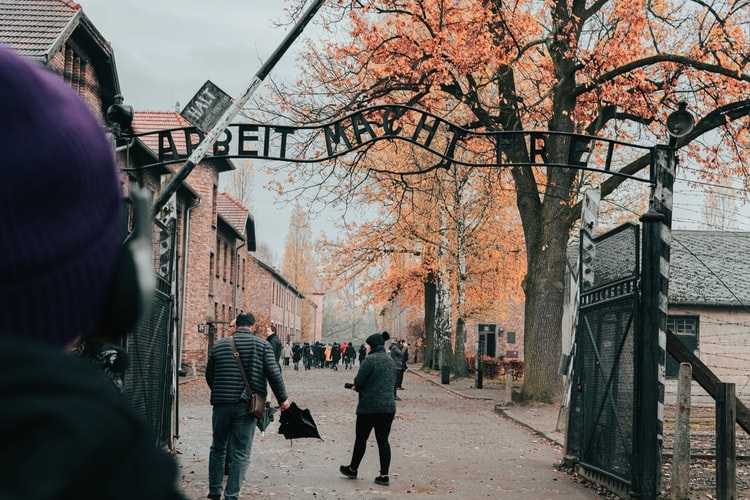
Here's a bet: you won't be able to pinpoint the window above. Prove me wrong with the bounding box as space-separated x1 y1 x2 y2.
229 306 233 324
221 304 226 336
230 247 235 284
223 242 228 281
666 316 699 378
242 258 246 289
212 184 218 227
209 252 214 296
214 302 218 323
506 332 516 344
215 238 220 278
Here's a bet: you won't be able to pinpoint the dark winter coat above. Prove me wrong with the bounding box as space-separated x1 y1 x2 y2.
358 344 367 362
401 347 409 370
353 347 397 415
266 332 283 365
390 345 404 370
0 337 185 500
205 330 287 405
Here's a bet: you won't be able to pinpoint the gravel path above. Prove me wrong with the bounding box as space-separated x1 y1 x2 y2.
175 366 596 499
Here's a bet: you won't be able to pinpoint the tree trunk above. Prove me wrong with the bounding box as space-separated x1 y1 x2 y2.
520 216 571 402
435 205 454 372
451 167 469 377
423 274 436 369
453 317 467 376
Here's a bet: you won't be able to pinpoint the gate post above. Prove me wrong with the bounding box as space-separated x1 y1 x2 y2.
636 208 664 498
636 144 677 498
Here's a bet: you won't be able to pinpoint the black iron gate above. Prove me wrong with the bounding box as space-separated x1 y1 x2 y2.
123 218 177 447
567 223 640 494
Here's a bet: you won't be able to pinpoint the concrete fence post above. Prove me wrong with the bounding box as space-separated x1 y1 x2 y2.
672 362 692 499
716 382 737 500
505 369 513 404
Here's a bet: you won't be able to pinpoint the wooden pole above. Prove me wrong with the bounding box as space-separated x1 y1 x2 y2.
672 362 692 500
716 383 736 500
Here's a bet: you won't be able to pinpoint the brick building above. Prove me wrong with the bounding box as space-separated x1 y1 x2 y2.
0 0 121 120
246 255 305 345
131 111 239 372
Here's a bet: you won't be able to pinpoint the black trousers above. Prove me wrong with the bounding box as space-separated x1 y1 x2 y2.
349 412 395 476
396 369 405 389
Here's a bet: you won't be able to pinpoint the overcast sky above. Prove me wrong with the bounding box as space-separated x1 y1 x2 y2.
78 1 337 263
77 1 749 254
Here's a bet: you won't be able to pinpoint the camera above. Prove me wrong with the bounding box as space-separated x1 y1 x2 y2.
344 383 354 389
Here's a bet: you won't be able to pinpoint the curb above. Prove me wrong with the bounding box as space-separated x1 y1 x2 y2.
407 368 495 401
494 404 565 447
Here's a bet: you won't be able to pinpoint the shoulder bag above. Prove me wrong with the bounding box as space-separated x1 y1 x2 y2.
229 336 266 419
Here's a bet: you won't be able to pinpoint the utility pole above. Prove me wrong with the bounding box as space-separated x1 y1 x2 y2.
152 0 327 216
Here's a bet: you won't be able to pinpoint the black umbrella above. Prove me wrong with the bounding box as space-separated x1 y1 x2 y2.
278 402 322 440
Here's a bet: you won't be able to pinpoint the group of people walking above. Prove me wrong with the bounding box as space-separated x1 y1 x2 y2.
281 340 367 371
204 317 412 498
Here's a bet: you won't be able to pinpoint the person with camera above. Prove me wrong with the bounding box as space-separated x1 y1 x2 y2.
339 331 396 486
0 46 184 500
205 313 291 500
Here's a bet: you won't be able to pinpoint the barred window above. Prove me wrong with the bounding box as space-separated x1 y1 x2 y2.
666 316 699 378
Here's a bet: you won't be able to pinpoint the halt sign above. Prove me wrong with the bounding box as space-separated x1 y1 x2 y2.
180 80 233 132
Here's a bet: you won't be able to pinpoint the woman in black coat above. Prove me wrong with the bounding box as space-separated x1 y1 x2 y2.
340 332 396 486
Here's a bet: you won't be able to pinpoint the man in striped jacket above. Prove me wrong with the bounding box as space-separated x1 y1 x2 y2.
205 313 291 500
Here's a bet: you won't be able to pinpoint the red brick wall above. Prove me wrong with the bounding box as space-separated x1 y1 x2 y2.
178 165 221 370
244 256 274 327
47 43 103 120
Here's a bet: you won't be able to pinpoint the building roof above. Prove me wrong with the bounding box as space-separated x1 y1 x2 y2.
567 227 750 307
0 0 121 115
251 255 304 299
217 192 256 249
0 0 79 61
131 111 234 173
670 230 750 307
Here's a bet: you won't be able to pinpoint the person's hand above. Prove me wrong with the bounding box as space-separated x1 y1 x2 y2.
279 399 291 411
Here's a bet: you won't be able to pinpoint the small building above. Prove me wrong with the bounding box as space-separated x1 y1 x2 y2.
563 229 750 406
246 255 304 345
463 301 525 362
664 230 750 405
0 0 121 120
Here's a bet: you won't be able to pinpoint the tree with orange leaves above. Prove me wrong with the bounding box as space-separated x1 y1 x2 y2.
274 0 750 401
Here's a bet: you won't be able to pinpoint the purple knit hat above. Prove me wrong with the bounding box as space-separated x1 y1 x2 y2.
0 46 122 347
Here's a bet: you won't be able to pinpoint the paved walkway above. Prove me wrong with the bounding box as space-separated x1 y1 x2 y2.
176 366 596 499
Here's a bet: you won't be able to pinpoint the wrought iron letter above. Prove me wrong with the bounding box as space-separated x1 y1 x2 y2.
567 135 592 168
530 132 548 164
274 127 295 159
238 124 259 157
412 112 441 149
350 112 377 144
213 128 233 156
323 120 353 156
381 106 403 137
158 130 180 162
184 128 205 156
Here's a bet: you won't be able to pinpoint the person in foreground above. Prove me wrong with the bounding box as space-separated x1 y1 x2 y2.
205 313 291 500
340 332 397 486
0 46 183 499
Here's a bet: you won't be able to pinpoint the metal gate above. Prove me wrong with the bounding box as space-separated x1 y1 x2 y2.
567 223 640 494
123 218 177 447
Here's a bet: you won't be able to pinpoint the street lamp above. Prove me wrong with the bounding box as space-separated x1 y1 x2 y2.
666 101 695 140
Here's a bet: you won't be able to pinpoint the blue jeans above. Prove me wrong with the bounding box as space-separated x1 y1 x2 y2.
209 403 256 500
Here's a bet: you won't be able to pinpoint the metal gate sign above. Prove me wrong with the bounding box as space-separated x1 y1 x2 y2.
180 80 233 132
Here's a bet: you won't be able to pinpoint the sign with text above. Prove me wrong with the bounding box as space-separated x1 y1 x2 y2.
133 104 654 180
180 80 233 132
